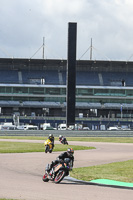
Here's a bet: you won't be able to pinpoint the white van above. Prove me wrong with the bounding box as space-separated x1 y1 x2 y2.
0 122 16 130
108 127 119 131
58 124 67 130
24 125 38 130
40 123 51 130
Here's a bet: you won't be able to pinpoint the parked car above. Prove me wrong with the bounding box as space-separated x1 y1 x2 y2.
58 124 67 130
83 127 90 130
107 127 119 131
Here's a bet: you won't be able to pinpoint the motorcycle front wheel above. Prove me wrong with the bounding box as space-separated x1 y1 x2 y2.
42 174 49 182
54 170 65 184
45 145 49 153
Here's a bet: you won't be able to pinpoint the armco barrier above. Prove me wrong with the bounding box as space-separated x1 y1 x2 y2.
0 130 133 137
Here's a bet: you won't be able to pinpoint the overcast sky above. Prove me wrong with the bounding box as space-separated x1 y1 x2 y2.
0 0 133 61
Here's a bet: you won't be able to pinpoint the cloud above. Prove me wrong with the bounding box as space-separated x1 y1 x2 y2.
0 0 133 60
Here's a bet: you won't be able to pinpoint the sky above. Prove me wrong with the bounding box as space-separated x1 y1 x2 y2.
0 0 133 61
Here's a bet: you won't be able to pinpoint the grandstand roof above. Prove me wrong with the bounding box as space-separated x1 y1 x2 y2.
0 58 133 72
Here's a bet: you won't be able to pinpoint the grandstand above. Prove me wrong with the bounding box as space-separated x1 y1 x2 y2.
0 58 133 129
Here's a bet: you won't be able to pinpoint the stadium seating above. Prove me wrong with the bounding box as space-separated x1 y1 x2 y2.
102 72 133 86
0 70 18 83
1 68 133 86
76 71 99 85
21 70 59 84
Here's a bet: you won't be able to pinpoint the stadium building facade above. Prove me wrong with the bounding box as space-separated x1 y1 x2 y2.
0 58 133 128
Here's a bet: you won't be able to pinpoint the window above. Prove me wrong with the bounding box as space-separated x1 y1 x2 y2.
0 87 5 93
29 87 44 94
46 88 60 95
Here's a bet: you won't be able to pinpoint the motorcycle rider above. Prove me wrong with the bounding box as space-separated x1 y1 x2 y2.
48 148 74 176
59 135 67 144
48 134 54 149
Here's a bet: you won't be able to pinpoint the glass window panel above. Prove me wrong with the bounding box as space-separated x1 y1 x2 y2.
0 96 11 100
29 97 44 101
0 87 5 93
6 87 12 93
77 88 93 95
13 97 29 101
61 88 66 95
94 89 109 94
110 89 125 95
29 87 44 94
13 87 28 93
46 88 60 95
126 90 133 96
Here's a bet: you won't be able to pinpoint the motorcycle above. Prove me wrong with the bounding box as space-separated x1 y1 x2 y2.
42 158 72 184
44 139 53 153
59 137 68 145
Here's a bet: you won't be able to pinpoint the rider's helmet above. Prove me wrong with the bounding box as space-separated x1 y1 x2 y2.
49 134 53 139
67 148 74 157
59 135 62 139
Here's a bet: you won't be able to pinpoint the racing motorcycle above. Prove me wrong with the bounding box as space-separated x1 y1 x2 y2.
44 139 53 153
59 137 68 145
42 158 72 184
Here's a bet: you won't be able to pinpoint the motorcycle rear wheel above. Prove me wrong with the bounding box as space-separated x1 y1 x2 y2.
54 170 65 184
49 149 52 153
65 141 68 145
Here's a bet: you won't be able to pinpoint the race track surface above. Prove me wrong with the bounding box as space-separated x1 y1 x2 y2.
0 139 133 200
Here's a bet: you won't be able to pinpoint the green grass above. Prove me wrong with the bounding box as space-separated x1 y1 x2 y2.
0 141 95 153
70 160 133 183
0 199 18 200
67 137 133 143
1 136 133 143
0 136 46 140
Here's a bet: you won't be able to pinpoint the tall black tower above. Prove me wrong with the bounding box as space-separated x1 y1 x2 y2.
66 22 77 127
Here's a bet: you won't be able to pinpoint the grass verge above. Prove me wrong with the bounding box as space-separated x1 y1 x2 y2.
0 141 95 153
68 137 133 143
0 199 17 200
0 199 18 200
70 160 133 183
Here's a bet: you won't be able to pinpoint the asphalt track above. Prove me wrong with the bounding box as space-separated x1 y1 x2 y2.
0 139 133 200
